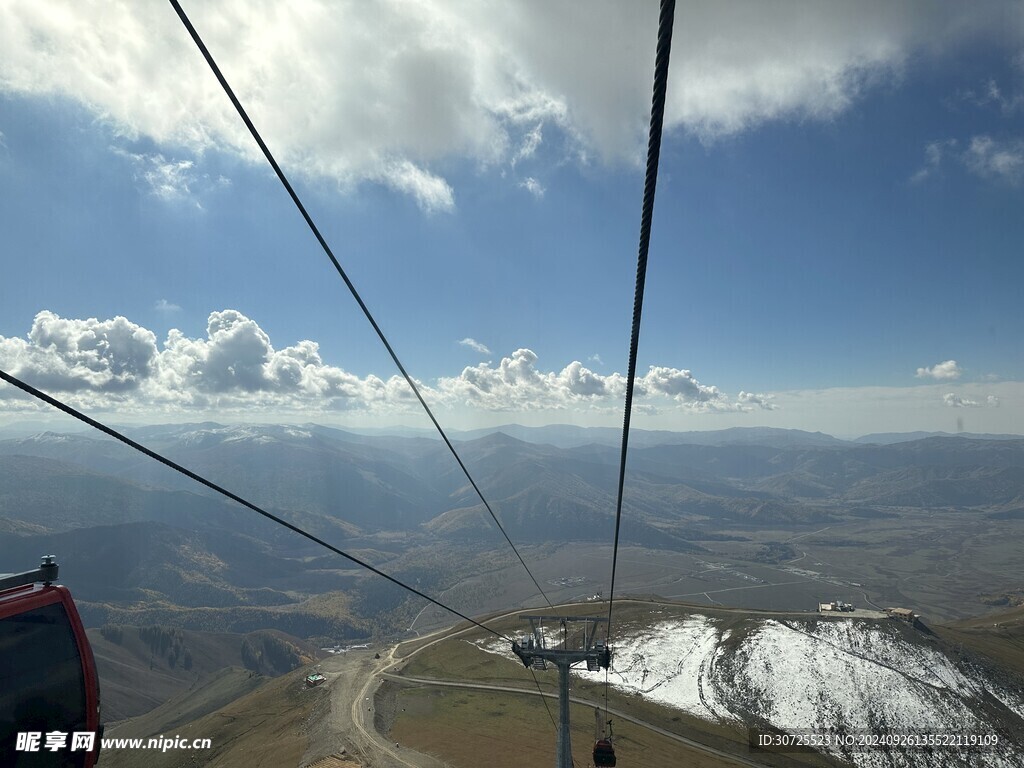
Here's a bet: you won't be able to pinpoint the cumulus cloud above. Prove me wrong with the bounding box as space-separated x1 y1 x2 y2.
737 391 778 411
435 353 758 412
155 310 417 409
2 1 1020 207
916 360 962 380
437 350 616 410
640 366 723 404
588 354 604 366
943 393 981 408
458 337 491 355
0 310 767 416
942 392 1000 408
0 311 157 392
0 310 399 412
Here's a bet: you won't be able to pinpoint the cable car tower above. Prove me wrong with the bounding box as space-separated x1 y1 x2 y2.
511 615 612 768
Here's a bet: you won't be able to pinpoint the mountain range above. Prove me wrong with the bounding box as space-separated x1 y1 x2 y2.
2 422 1023 638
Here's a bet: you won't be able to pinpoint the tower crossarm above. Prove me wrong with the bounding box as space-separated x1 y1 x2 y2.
510 615 611 670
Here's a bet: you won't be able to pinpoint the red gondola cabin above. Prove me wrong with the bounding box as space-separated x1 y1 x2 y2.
0 557 101 767
593 738 616 766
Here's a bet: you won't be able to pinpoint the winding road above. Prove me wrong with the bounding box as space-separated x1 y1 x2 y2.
319 601 768 767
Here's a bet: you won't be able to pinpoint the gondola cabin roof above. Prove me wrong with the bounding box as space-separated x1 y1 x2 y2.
1 566 102 768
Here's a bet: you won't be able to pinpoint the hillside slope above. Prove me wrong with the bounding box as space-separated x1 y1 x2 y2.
468 608 1024 767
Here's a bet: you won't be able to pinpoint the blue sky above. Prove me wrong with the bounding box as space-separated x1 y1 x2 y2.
1 1 1022 435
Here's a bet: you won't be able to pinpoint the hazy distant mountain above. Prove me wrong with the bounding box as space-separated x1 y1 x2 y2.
0 520 314 604
4 427 1023 541
0 425 451 533
0 454 273 536
855 431 1024 444
4 422 1024 640
0 420 93 439
453 423 851 449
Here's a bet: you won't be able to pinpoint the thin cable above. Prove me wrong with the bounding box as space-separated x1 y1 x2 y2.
603 666 610 729
166 0 551 610
530 667 557 730
0 368 508 641
606 0 676 642
522 670 572 768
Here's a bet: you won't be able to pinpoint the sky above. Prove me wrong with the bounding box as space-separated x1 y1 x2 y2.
1 0 1023 437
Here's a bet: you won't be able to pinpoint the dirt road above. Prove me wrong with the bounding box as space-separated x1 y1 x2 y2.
314 647 446 768
315 601 772 767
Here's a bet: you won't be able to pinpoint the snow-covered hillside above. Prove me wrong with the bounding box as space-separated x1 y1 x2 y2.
478 614 1024 767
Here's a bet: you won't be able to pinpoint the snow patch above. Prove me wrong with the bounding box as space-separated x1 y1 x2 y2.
471 615 1024 767
575 615 734 720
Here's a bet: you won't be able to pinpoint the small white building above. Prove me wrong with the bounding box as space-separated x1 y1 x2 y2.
818 600 854 613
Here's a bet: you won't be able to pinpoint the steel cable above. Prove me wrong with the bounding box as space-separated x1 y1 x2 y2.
0 368 510 641
167 0 552 610
605 0 676 637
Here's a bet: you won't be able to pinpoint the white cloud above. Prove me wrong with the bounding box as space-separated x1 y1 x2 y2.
377 160 455 214
519 177 545 198
0 310 396 412
915 135 1024 185
141 157 195 201
0 311 158 393
435 354 757 413
458 337 491 355
737 391 778 411
0 310 766 417
437 350 615 410
155 299 182 313
700 382 1020 438
963 135 1024 184
916 360 962 380
941 391 999 408
512 123 544 166
4 315 1022 434
112 149 235 205
943 392 981 408
588 354 603 366
640 366 723 404
2 1 1020 207
112 150 198 202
